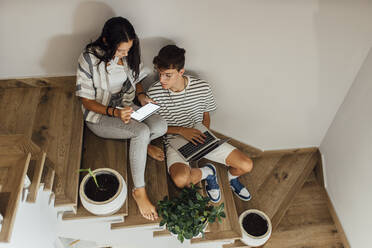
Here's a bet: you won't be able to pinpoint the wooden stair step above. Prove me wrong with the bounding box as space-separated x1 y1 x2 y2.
192 159 242 243
62 127 128 221
31 86 83 210
0 134 46 203
0 87 40 139
265 173 344 247
0 153 31 242
221 171 341 248
234 151 319 231
153 159 242 244
0 76 76 90
111 139 169 229
40 157 56 192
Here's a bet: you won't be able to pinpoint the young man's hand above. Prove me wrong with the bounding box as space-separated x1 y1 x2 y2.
179 127 206 145
138 94 156 106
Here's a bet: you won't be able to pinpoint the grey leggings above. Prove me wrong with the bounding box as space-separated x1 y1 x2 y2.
86 113 167 188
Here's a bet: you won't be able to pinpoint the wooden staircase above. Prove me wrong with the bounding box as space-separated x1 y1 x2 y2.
0 76 348 247
0 77 83 242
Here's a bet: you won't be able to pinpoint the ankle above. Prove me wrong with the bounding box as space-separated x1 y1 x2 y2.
228 170 238 181
132 187 146 196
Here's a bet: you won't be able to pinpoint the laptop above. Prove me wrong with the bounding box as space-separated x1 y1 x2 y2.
168 123 229 162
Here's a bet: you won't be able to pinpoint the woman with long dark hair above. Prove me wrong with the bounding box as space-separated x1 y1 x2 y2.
76 17 167 220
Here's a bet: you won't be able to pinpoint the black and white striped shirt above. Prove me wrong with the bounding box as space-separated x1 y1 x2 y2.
147 76 217 128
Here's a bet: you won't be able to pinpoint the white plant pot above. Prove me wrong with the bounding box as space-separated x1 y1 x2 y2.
168 221 208 241
79 168 127 216
239 209 272 247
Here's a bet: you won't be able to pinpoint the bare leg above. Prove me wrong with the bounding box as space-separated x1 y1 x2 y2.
225 149 253 176
169 163 203 188
132 187 158 220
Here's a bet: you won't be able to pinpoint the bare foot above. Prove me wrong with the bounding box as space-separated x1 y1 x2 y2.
132 187 158 220
147 144 164 161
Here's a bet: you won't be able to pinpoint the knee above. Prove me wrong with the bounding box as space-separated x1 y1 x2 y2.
135 123 150 138
172 171 191 189
241 157 253 173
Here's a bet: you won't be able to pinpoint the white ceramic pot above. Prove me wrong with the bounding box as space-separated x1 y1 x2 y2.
79 168 127 216
169 221 208 241
239 209 272 247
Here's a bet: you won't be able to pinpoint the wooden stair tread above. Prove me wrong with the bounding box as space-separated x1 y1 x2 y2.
0 153 31 242
222 171 342 248
62 127 128 221
0 87 40 139
31 87 83 208
0 76 76 90
40 158 55 192
263 173 344 248
191 159 241 243
0 134 46 203
111 139 168 229
234 151 319 231
276 176 333 231
153 159 241 243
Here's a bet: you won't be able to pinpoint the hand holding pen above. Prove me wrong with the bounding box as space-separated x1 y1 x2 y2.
116 106 133 124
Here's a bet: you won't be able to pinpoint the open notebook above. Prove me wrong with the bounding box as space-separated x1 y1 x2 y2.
117 103 160 122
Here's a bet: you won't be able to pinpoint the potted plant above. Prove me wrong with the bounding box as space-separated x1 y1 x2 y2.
157 184 226 243
238 209 272 247
79 168 127 216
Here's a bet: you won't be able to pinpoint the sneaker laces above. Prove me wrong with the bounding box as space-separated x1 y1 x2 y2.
230 178 244 193
206 175 219 190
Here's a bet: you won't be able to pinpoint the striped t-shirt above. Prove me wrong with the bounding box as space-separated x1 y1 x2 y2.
147 76 217 128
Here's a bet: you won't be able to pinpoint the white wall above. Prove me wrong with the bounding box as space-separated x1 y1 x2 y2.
1 0 372 150
2 189 58 248
320 48 372 248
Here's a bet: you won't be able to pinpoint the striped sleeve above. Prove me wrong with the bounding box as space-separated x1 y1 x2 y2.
76 52 96 100
203 82 217 112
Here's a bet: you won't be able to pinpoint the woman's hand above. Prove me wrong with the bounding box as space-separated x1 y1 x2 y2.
138 93 156 106
117 106 133 124
178 127 206 145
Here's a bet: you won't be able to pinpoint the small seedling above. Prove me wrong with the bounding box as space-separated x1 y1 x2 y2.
79 168 100 189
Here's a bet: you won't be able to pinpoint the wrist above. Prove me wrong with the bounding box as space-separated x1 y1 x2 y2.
177 127 185 135
137 92 148 98
112 108 118 117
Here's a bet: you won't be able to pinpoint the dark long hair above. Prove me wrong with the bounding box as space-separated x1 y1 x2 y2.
86 17 141 79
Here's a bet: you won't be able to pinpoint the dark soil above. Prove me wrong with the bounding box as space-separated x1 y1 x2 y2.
242 213 268 237
84 173 119 202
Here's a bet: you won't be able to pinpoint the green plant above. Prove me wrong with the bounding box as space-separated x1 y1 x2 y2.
79 168 100 188
157 184 226 243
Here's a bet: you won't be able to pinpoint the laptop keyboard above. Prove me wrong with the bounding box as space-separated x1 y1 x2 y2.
178 131 216 158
